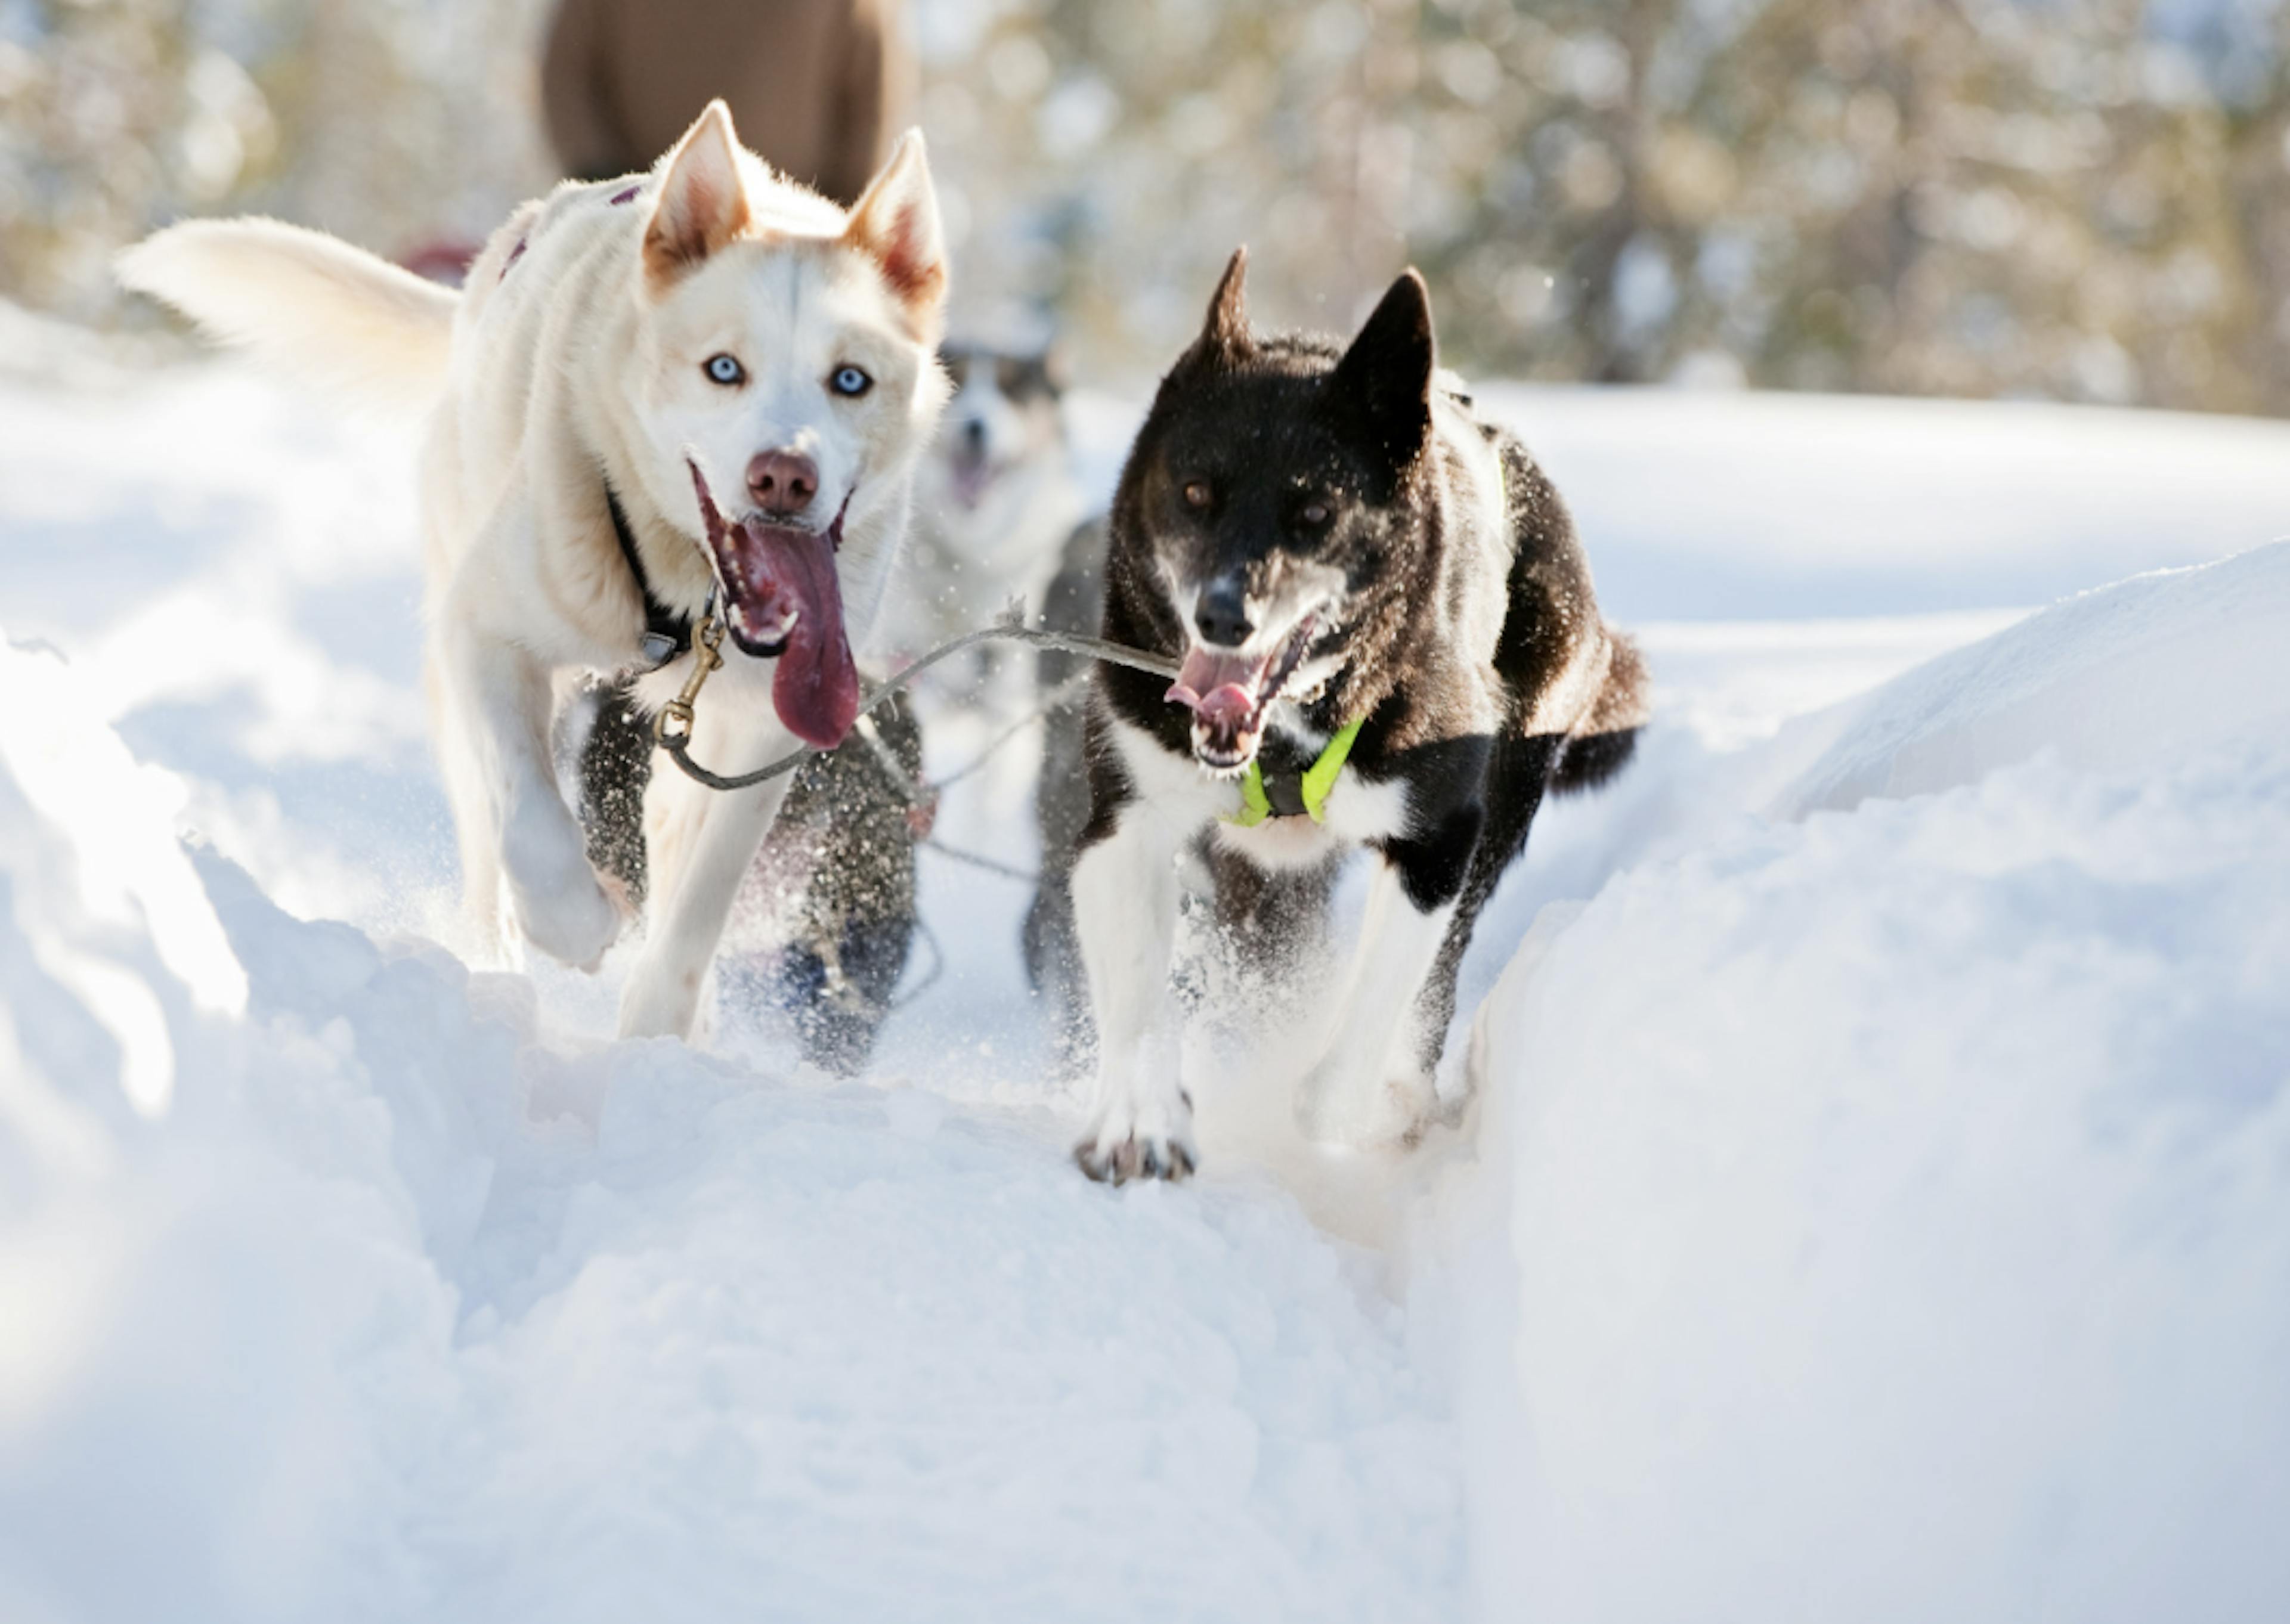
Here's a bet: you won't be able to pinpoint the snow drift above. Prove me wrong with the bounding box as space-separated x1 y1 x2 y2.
1426 543 2290 1623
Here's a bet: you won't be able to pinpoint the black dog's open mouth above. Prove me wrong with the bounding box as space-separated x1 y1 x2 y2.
686 460 859 749
1163 612 1320 771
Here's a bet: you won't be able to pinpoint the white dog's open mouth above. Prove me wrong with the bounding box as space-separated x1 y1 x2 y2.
1163 610 1322 771
686 460 859 749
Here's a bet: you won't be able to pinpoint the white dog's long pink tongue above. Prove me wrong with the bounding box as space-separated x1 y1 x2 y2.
749 522 859 748
686 461 859 746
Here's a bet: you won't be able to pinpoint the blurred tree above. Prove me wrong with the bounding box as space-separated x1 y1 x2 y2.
6 0 2289 416
0 0 555 323
924 0 2290 413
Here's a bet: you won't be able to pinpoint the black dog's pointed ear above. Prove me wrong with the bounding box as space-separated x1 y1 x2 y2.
1181 247 1254 370
1330 269 1435 467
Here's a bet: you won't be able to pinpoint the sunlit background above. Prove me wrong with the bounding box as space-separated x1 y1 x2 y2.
7 0 2289 406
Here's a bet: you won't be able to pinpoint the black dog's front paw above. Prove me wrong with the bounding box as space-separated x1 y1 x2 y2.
1074 1131 1196 1185
1075 1086 1197 1184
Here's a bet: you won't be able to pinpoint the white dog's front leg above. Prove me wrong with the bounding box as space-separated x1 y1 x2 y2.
1295 856 1455 1148
1070 804 1195 1182
618 695 795 1040
438 621 621 970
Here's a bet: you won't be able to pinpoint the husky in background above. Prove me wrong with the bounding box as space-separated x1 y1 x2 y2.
120 101 951 1042
1064 249 1648 1182
894 342 1087 708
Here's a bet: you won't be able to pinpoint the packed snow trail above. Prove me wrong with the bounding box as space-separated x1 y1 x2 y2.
5 325 2289 1620
1 634 1462 1621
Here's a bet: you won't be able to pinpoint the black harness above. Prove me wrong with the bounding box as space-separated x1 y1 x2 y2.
606 484 698 670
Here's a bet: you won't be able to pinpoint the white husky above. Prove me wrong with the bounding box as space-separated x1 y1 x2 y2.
120 102 951 1040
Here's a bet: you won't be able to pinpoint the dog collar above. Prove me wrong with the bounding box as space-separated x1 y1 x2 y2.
606 482 699 669
1229 714 1365 828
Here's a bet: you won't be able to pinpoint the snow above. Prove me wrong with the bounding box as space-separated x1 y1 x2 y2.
1426 633 2290 1619
1778 543 2290 813
2 327 2286 1620
0 636 1462 1621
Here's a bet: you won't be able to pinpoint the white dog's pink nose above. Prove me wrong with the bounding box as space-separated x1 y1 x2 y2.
747 450 818 517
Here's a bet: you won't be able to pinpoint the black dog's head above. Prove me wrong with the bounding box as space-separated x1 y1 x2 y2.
1114 247 1437 771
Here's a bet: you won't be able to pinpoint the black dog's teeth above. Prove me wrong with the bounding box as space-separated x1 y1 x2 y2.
1252 613 1320 724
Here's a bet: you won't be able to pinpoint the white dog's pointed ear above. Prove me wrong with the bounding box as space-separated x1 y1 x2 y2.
1183 247 1254 371
842 130 948 333
644 100 751 287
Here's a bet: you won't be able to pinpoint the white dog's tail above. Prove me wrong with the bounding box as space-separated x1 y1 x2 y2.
117 218 457 415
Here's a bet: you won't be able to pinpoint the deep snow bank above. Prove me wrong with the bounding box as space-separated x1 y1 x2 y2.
1431 544 2290 1623
1782 540 2290 814
0 635 1462 1623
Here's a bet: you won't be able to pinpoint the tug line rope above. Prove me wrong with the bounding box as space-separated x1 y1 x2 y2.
650 606 1176 793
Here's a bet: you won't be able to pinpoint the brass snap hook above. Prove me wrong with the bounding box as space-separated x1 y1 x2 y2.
651 613 725 746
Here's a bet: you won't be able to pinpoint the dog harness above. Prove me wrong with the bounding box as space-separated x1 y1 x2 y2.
606 483 699 670
1230 715 1365 827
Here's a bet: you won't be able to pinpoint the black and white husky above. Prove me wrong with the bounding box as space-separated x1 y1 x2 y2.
1069 250 1647 1182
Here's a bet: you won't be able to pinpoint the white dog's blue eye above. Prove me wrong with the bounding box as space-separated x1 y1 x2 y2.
831 365 872 398
704 354 744 386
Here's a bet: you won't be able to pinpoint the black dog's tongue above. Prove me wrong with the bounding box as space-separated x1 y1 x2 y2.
1166 646 1269 759
1166 647 1262 723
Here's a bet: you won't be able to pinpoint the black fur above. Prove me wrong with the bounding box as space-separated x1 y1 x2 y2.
1054 249 1648 1098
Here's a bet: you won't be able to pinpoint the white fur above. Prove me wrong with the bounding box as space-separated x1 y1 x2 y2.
120 103 950 1041
1293 862 1454 1145
1075 708 1435 1171
1070 791 1194 1171
118 217 457 415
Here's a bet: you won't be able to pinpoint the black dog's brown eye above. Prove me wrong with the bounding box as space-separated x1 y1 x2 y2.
1183 481 1211 508
1299 501 1330 526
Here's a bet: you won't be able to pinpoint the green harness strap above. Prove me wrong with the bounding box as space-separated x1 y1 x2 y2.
1230 714 1366 828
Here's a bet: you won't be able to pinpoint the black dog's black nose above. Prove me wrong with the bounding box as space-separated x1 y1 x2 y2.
1194 581 1252 647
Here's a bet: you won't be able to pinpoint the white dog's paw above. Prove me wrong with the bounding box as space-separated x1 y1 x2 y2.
502 802 620 971
617 953 708 1040
1296 1055 1434 1150
1075 1080 1197 1184
513 875 620 972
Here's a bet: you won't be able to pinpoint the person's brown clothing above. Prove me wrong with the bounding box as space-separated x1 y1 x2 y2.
540 0 911 206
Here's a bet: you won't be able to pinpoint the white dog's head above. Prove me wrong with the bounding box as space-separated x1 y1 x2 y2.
630 101 949 747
